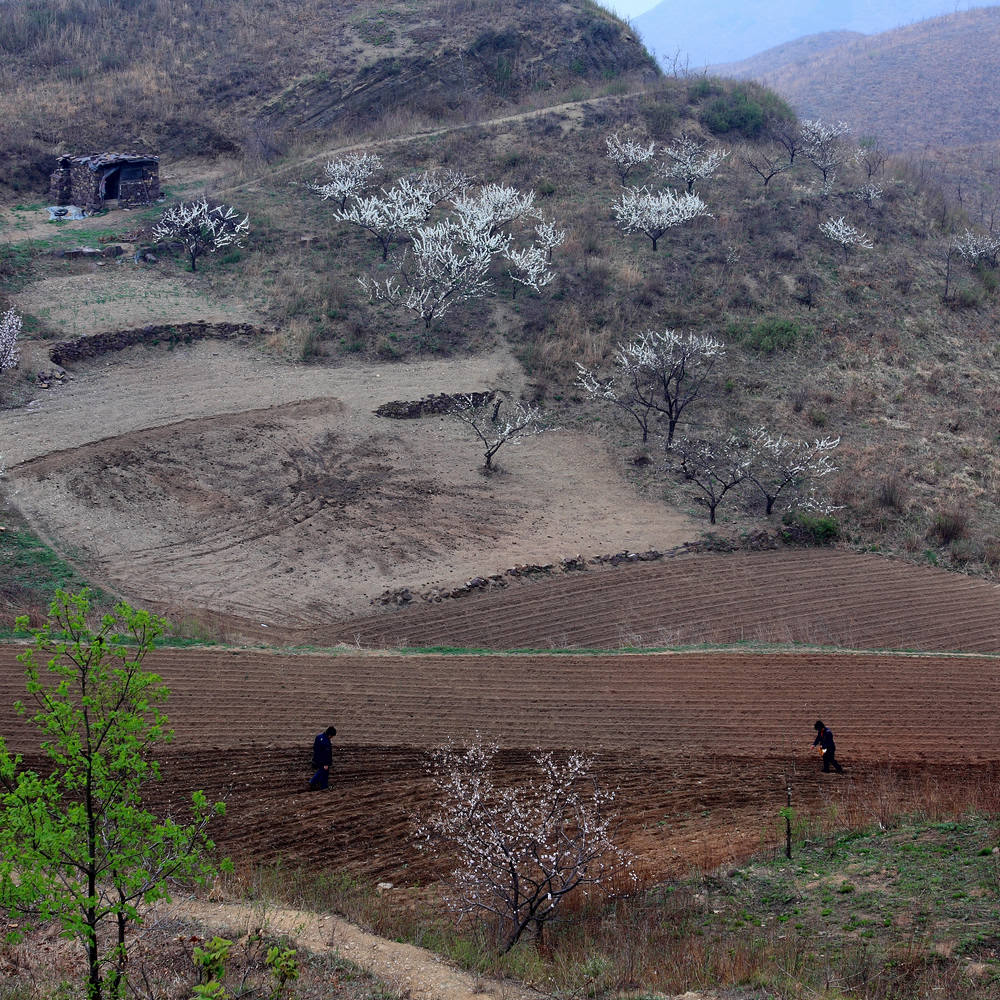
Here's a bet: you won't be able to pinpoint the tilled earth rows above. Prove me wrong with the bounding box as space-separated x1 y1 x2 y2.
2 646 997 881
290 548 1000 653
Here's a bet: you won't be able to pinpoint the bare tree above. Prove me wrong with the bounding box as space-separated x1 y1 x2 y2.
767 118 802 165
311 152 384 210
854 136 886 180
819 216 873 261
605 130 656 186
745 428 840 515
800 118 851 189
151 200 249 272
414 738 632 953
450 393 541 470
0 307 21 376
613 186 712 251
661 133 729 193
740 145 791 189
667 435 751 524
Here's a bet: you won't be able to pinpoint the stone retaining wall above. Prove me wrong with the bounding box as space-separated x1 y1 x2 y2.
49 321 272 366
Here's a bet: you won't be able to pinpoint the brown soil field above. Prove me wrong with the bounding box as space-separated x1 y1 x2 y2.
2 645 997 883
290 548 1000 653
0 340 694 623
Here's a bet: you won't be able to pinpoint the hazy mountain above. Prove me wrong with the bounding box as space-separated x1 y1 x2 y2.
713 7 1000 155
634 0 970 69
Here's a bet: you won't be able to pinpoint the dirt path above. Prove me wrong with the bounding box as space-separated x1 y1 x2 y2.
171 898 543 1000
171 898 717 1000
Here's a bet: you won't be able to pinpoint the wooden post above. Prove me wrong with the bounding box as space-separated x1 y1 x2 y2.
785 783 792 860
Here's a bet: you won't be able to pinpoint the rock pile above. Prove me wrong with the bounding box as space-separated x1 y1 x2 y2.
375 391 494 419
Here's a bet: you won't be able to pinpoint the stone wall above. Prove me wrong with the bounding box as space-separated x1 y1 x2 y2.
49 321 272 366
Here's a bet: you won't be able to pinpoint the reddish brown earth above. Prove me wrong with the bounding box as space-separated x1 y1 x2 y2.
2 645 997 883
269 547 1000 653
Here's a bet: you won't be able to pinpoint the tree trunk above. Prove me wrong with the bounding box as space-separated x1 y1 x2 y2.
708 502 717 525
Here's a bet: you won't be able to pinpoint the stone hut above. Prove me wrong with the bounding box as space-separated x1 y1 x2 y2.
49 153 160 212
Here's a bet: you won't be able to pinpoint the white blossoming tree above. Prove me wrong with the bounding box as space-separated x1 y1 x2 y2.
1 307 22 378
415 738 632 953
450 393 542 470
745 428 841 515
800 118 851 189
613 186 711 251
606 130 656 186
311 152 383 210
666 434 752 524
331 168 469 261
576 329 724 445
819 216 874 261
357 179 563 326
661 133 729 193
952 228 1000 269
151 200 249 272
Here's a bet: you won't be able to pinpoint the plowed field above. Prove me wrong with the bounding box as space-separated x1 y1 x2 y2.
291 548 1000 653
3 645 997 881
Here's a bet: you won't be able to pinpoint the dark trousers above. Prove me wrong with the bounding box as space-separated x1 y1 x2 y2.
822 750 844 773
309 765 330 789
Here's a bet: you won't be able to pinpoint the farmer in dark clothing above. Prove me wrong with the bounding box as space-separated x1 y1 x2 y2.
308 725 337 790
813 720 844 773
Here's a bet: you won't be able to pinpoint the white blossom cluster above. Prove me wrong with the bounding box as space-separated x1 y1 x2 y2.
661 133 729 193
345 173 563 327
605 130 656 185
745 427 841 515
414 738 633 952
0 307 22 374
151 199 249 271
854 182 883 207
952 228 1000 267
819 216 873 254
612 186 711 251
311 152 383 210
801 118 851 188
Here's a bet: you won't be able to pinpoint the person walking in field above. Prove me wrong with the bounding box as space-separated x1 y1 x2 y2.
813 720 844 774
308 725 337 790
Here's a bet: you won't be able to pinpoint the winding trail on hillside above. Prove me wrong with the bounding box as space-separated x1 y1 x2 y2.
220 88 647 197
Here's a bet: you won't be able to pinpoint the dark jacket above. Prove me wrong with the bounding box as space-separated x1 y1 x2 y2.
813 727 836 753
312 731 333 768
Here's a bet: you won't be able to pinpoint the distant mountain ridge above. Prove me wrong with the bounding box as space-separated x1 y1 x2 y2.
713 7 1000 154
634 0 971 68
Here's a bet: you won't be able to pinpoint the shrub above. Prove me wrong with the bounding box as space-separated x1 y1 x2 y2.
727 317 806 354
931 509 968 544
700 83 794 139
781 511 839 546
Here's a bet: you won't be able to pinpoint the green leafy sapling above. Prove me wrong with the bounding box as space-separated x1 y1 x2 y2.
0 589 228 1000
266 945 300 999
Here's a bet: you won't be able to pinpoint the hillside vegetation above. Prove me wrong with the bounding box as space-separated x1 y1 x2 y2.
4 0 1000 599
0 0 658 192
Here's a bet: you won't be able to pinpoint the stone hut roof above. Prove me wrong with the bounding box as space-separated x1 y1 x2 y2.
60 153 159 171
